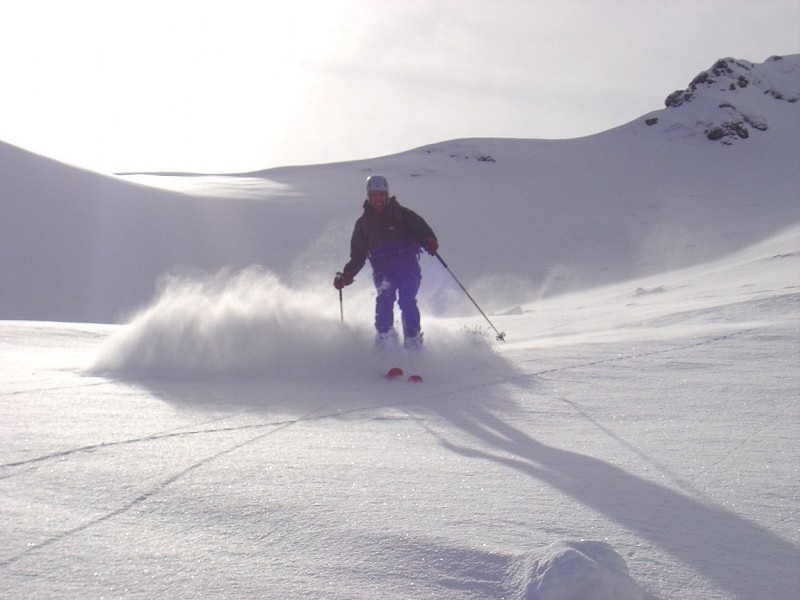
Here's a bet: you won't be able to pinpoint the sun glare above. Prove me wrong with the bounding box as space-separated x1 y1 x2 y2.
0 1 356 172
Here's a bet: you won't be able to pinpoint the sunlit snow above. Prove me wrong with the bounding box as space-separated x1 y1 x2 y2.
2 54 798 599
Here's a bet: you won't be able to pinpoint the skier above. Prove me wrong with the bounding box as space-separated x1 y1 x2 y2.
334 175 438 350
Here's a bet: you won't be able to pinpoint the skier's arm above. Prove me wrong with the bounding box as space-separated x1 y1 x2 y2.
342 220 368 276
402 208 437 249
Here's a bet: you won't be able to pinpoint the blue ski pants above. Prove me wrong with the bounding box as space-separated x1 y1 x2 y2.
373 266 421 338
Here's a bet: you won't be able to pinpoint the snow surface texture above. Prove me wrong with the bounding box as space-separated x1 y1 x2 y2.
1 55 799 599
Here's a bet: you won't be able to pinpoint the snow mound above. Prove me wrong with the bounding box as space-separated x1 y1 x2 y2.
510 540 644 600
90 266 508 382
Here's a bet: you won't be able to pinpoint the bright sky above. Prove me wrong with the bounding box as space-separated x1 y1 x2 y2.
0 0 798 173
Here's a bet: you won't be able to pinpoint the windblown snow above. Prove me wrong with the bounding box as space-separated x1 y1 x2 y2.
1 55 799 599
89 266 508 385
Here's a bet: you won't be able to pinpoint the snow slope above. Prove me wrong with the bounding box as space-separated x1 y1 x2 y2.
1 55 799 599
2 55 798 323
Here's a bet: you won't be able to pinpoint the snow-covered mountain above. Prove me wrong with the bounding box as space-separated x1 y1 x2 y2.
1 55 799 600
2 55 798 323
656 55 800 143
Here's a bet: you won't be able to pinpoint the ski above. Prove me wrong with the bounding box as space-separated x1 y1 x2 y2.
386 367 404 379
385 367 423 383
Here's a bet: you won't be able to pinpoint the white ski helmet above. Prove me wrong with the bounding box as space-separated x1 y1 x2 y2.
366 175 388 194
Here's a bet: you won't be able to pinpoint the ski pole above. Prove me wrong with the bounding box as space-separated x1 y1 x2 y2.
434 253 506 342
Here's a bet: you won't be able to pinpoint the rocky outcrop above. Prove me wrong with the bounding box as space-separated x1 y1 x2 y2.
654 55 799 144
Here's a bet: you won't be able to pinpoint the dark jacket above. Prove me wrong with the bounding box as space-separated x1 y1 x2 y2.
343 196 436 277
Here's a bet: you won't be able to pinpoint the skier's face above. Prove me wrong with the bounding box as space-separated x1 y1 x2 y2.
368 191 388 213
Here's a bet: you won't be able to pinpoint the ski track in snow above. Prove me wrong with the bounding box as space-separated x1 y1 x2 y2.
0 413 315 568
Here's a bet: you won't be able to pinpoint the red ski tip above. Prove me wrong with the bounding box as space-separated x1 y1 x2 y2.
386 367 404 379
408 375 423 383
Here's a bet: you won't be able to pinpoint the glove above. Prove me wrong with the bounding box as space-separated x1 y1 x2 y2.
423 236 438 256
333 271 354 290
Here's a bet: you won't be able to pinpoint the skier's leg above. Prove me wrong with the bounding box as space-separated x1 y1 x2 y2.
373 275 397 334
398 269 422 345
